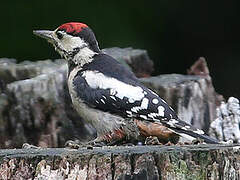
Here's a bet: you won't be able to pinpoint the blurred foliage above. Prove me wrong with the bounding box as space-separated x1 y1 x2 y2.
1 0 240 98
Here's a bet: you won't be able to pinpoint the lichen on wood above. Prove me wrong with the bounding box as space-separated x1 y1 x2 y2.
210 97 240 143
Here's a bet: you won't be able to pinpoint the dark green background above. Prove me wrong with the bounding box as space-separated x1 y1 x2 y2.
1 1 240 98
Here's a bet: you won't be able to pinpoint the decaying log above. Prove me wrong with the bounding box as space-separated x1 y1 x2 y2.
0 144 239 180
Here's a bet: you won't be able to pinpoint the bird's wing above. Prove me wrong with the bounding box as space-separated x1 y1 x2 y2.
72 70 219 144
73 70 183 125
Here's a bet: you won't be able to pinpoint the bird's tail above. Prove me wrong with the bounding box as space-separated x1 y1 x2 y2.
164 118 219 144
171 127 219 144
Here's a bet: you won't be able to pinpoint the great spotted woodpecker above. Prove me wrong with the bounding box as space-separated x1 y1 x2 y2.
33 22 219 145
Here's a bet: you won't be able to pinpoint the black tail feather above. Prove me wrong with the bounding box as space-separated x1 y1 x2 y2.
172 128 219 144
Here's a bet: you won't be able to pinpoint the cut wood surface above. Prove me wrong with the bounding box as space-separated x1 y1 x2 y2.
0 144 239 180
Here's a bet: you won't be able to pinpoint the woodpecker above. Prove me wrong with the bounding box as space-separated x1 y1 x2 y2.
33 22 219 145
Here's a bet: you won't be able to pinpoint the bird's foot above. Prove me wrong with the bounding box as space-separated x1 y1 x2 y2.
145 136 162 145
22 143 40 149
65 139 106 149
192 138 205 145
64 140 82 149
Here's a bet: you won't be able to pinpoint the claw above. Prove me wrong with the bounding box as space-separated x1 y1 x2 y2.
145 136 161 145
64 139 107 149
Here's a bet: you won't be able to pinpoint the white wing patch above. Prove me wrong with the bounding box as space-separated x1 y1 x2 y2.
83 70 145 102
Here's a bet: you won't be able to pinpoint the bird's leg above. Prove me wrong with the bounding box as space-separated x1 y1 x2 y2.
145 136 162 145
65 137 107 149
65 128 127 149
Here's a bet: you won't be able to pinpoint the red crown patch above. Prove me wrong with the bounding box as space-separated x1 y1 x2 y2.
58 22 88 34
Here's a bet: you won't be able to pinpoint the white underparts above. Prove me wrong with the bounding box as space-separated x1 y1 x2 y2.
68 67 126 135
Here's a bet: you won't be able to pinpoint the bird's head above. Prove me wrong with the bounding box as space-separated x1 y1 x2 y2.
33 22 100 65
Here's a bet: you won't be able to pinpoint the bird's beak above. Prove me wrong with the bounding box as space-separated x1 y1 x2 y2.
33 30 54 42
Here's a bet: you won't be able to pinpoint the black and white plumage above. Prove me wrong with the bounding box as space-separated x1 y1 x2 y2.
33 22 219 144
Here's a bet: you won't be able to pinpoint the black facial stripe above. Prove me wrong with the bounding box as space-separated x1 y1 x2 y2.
68 44 88 58
54 42 67 56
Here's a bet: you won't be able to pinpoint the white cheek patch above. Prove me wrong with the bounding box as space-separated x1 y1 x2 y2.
61 35 87 52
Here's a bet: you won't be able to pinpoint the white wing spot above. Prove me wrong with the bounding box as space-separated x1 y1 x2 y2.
144 91 148 95
180 127 188 131
110 89 117 95
100 99 105 104
126 110 132 115
152 98 159 104
167 119 179 127
131 106 142 113
194 129 205 135
128 98 135 103
185 125 191 129
167 119 178 127
157 106 165 116
141 98 149 109
140 115 148 120
126 110 133 117
102 95 107 100
110 96 116 101
170 119 179 124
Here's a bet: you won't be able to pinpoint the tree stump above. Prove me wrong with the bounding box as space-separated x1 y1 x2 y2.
0 144 239 180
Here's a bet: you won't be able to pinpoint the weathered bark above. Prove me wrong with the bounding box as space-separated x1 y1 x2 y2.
0 144 239 180
210 97 240 143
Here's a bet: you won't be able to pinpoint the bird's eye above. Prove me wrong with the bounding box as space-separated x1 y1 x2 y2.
56 31 63 40
73 47 80 52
